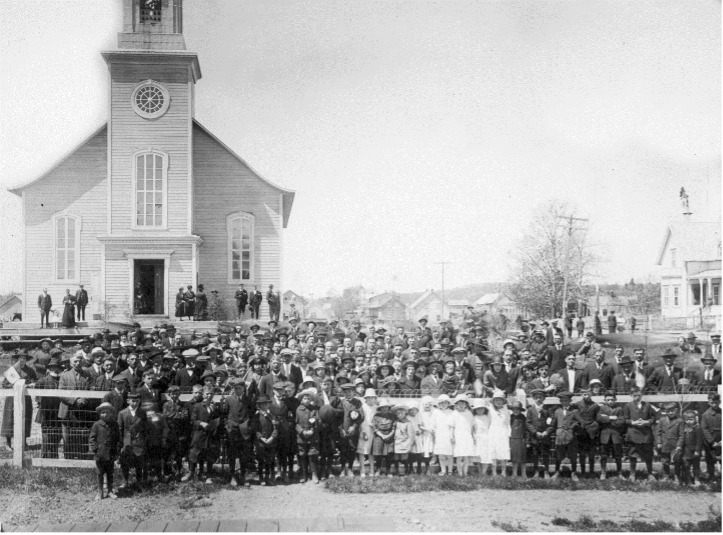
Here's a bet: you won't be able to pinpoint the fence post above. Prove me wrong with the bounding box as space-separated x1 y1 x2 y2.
13 379 26 468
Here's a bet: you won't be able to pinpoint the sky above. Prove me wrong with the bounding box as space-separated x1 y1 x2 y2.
0 0 720 297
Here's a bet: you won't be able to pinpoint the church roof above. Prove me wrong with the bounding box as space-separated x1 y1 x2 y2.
8 123 108 196
656 222 721 265
192 120 295 227
7 120 296 228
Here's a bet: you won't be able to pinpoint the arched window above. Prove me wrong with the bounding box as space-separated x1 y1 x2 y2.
227 212 255 282
53 213 81 282
133 150 168 228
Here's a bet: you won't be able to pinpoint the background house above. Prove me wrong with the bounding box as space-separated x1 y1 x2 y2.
407 290 443 324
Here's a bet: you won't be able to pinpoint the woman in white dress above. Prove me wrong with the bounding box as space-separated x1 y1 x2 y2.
451 394 476 476
431 394 455 475
487 389 511 477
472 398 492 476
417 396 436 474
357 388 379 477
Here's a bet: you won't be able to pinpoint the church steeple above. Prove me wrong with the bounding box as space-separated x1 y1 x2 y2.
118 0 186 51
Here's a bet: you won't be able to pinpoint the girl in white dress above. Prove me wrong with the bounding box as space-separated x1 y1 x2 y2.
488 389 511 477
432 394 455 475
472 398 492 477
357 388 379 477
417 396 435 474
451 394 476 476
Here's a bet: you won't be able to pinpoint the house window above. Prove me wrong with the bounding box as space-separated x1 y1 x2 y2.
670 248 677 268
662 286 669 307
713 284 720 305
227 212 254 282
673 286 679 306
133 151 167 228
54 214 80 282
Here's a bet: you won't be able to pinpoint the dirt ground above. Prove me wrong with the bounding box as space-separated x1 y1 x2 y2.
1 480 720 532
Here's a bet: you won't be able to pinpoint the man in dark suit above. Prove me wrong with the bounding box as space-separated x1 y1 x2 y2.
103 376 128 414
35 357 63 458
257 357 286 398
623 386 656 481
84 348 105 383
546 333 570 373
391 327 408 350
280 349 303 388
58 353 93 459
94 356 117 392
75 284 89 321
224 378 254 486
697 355 721 390
234 284 248 320
611 356 638 394
249 286 263 320
583 349 615 390
557 355 586 393
707 334 722 358
38 288 53 328
648 352 689 393
118 390 148 488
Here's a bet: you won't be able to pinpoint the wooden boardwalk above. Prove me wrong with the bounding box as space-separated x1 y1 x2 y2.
1 516 392 533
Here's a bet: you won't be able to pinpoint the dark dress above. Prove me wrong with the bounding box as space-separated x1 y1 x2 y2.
509 412 527 463
194 290 208 321
175 291 185 318
60 294 76 328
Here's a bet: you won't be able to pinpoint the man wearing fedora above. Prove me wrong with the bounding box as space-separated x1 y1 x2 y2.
38 288 53 328
611 356 638 394
648 352 688 393
707 333 722 357
623 386 656 481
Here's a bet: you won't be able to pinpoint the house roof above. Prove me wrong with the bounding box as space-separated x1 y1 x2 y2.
0 295 22 310
410 290 441 310
656 222 721 265
474 293 501 306
447 299 469 307
8 120 296 228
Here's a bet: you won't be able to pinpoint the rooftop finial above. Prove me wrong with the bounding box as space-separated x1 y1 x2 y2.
680 187 692 220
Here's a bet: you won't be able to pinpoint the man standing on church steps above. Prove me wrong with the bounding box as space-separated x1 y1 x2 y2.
75 284 89 322
267 285 280 322
38 288 52 328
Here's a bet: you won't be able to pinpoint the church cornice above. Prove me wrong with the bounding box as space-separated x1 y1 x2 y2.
97 234 203 246
101 50 201 82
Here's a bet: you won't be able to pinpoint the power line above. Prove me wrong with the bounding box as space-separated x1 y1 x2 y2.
557 215 589 316
433 261 452 321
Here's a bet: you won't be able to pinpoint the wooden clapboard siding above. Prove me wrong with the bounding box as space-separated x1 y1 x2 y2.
192 124 282 317
22 126 108 319
109 63 191 234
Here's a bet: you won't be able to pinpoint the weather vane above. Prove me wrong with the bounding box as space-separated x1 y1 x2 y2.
679 187 690 211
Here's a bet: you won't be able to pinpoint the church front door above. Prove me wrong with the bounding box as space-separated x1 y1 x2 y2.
133 259 165 315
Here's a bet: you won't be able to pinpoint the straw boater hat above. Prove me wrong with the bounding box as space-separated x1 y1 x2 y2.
436 393 451 406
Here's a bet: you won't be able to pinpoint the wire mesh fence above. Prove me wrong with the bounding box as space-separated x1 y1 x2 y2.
0 380 720 469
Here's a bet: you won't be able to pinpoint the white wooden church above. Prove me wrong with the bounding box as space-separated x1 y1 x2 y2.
9 0 295 322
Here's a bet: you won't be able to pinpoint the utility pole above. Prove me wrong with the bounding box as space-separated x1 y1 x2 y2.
557 215 589 317
433 261 452 321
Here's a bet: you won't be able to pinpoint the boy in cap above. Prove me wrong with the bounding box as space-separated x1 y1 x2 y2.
701 392 721 480
118 389 148 490
256 395 280 485
295 389 321 483
526 389 553 478
574 388 600 477
676 410 704 486
184 385 221 483
89 402 120 500
597 390 625 479
623 386 656 481
550 391 581 481
655 402 683 482
162 385 190 480
143 402 168 483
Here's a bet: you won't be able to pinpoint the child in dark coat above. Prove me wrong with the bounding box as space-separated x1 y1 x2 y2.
676 410 704 486
509 401 528 478
89 402 120 500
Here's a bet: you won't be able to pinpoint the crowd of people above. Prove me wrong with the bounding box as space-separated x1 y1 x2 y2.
0 315 720 500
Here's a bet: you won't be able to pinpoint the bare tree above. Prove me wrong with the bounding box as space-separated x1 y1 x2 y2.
508 200 599 319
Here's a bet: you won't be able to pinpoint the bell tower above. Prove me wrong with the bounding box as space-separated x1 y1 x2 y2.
101 0 201 236
118 0 186 50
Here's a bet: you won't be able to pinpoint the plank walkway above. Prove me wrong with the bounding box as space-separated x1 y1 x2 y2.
1 516 392 533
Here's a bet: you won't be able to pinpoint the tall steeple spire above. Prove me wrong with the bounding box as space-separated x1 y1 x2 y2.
118 0 186 51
